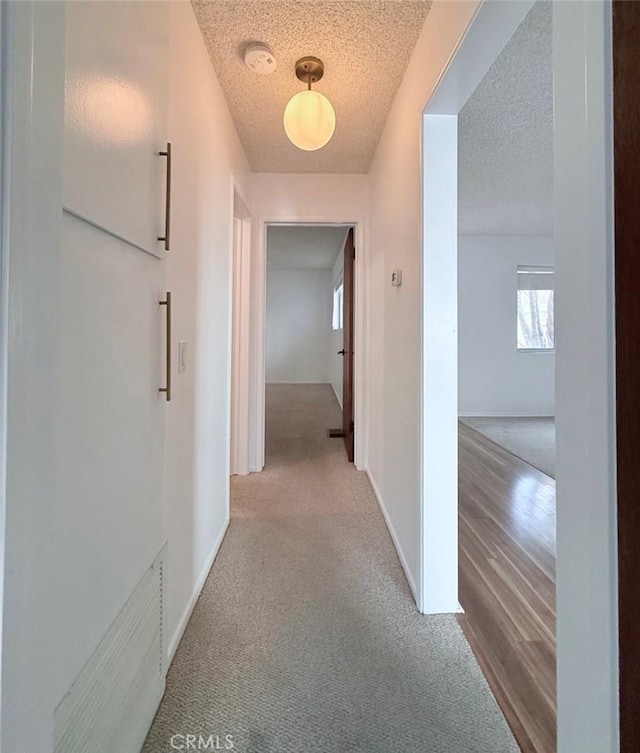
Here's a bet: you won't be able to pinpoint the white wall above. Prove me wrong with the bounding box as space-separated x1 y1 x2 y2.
329 250 344 406
2 2 251 749
458 234 555 417
251 174 369 220
366 0 480 595
266 268 332 383
164 0 252 658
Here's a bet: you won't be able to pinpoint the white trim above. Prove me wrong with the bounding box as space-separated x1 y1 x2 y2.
331 382 343 409
249 218 267 473
230 208 253 477
426 1 535 116
225 177 235 499
251 216 367 472
230 217 241 476
167 518 230 665
420 114 459 615
365 469 418 604
0 3 11 740
554 2 618 751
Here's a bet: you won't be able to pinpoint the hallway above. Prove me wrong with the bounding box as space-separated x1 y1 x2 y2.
143 385 518 753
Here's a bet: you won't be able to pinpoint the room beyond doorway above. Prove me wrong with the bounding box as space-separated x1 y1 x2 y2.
264 224 355 463
239 217 365 474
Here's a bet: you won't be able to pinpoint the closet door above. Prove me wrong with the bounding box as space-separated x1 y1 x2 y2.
64 1 169 256
55 0 171 726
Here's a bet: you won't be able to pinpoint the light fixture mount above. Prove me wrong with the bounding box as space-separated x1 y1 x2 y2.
284 55 335 151
295 57 325 87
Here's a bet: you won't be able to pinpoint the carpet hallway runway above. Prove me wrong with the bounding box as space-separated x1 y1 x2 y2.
143 384 520 753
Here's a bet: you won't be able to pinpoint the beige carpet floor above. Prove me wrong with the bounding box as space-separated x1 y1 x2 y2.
143 383 520 753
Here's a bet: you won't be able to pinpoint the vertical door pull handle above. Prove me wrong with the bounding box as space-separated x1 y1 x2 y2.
158 143 172 251
159 292 172 401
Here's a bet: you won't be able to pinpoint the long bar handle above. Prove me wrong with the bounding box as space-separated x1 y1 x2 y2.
159 292 172 401
158 143 172 251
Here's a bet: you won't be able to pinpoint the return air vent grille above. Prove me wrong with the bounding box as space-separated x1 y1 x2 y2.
54 545 167 753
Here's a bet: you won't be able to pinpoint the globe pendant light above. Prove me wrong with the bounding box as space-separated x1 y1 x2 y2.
283 57 336 151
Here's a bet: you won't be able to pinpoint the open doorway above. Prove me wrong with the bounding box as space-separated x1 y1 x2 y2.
456 5 556 753
420 2 616 753
238 213 365 475
263 224 354 464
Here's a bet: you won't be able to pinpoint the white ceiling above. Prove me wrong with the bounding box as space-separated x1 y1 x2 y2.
267 226 348 270
191 0 431 174
458 1 552 236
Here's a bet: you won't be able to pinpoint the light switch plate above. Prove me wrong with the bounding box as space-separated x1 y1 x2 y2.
391 269 402 287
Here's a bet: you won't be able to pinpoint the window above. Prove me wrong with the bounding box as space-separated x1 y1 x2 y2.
332 282 344 330
517 266 554 351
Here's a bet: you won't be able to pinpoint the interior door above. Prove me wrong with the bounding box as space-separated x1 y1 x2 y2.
342 228 355 462
613 3 640 751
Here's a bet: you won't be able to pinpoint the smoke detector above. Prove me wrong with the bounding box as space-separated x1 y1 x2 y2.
244 43 277 75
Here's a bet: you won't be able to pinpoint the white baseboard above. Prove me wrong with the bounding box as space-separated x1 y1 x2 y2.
167 518 230 664
331 382 343 409
364 468 419 605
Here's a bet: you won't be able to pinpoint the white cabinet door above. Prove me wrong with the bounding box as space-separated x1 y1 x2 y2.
56 0 171 743
64 1 169 257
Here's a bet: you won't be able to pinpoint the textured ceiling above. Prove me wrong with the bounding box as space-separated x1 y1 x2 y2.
458 1 552 236
191 0 432 173
267 226 348 269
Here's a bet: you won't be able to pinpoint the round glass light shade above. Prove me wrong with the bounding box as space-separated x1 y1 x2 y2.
283 90 336 151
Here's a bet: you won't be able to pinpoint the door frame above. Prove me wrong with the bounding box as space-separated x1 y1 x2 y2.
613 3 640 751
230 187 252 476
420 1 618 751
0 2 9 741
249 215 366 472
341 227 355 462
420 0 538 615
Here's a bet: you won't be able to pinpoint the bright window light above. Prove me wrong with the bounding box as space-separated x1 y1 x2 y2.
332 283 344 330
517 266 554 351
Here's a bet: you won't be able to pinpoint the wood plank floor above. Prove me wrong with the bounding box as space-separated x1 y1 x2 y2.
457 422 556 753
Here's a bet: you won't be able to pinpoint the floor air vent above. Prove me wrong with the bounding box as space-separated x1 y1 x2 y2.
54 545 167 753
